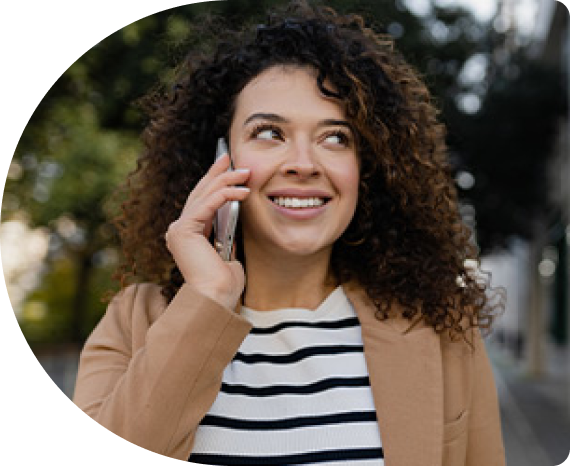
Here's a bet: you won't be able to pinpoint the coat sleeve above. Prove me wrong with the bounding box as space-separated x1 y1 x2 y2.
465 331 506 466
72 283 252 460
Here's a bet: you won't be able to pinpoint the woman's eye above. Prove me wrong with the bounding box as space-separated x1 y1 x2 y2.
251 125 282 141
256 129 278 140
324 131 350 146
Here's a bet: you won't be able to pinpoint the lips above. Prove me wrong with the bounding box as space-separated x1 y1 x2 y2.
265 188 332 219
271 197 326 208
266 188 332 207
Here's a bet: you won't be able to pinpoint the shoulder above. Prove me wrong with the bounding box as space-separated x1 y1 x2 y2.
111 282 168 319
96 283 169 343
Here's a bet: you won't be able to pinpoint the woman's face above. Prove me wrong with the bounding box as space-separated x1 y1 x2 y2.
229 65 359 258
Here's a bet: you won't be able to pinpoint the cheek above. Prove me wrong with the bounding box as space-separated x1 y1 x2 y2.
347 169 360 199
333 161 360 203
233 152 275 190
234 156 267 191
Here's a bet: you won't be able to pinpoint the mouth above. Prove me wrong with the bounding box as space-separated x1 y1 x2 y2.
268 196 332 209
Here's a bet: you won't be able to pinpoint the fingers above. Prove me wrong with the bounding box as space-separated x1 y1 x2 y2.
188 153 229 196
182 167 251 216
169 153 250 248
200 186 250 221
164 152 248 303
195 152 232 189
193 160 250 200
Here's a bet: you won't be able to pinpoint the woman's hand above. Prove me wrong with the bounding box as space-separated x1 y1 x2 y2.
165 153 250 311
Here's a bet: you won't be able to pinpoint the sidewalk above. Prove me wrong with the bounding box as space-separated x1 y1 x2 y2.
491 349 570 466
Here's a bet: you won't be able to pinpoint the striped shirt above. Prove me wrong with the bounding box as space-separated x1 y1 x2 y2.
189 286 384 465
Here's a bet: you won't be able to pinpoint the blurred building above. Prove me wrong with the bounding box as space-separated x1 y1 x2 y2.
528 0 569 383
487 0 569 405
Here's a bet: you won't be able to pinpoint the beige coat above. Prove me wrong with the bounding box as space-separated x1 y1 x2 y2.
73 282 505 465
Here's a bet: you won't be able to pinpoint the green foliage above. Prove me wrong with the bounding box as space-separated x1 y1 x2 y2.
17 254 116 345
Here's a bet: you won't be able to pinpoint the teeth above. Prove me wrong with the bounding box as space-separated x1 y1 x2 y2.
271 197 326 208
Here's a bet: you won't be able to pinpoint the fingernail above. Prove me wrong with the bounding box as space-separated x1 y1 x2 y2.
234 168 250 174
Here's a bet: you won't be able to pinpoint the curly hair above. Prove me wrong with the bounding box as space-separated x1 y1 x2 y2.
112 0 504 339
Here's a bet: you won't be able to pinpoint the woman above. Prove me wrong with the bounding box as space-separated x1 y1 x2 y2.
73 2 506 465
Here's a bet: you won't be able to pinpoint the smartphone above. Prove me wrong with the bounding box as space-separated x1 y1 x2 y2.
213 138 240 261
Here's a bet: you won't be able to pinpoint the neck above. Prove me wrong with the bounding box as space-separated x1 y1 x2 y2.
242 243 337 311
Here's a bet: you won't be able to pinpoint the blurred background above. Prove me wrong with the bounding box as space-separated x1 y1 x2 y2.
0 0 568 464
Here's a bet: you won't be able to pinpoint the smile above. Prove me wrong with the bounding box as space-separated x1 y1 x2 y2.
270 197 329 209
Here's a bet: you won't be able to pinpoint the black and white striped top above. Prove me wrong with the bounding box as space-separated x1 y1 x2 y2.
189 286 384 465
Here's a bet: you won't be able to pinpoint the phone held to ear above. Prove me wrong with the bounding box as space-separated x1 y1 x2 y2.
213 138 240 261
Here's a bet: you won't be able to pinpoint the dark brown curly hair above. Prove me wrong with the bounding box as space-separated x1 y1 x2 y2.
112 0 504 339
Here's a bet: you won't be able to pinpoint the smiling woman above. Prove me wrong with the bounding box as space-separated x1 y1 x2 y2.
230 66 360 307
72 1 506 465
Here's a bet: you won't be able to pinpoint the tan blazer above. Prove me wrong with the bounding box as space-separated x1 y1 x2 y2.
73 282 505 466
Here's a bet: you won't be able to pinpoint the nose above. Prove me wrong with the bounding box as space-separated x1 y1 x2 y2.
280 140 321 180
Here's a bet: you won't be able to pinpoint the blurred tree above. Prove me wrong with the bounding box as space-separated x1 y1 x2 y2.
4 96 139 343
2 0 566 346
4 4 225 345
455 54 567 250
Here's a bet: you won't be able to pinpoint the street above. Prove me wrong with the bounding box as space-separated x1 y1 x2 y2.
492 349 570 466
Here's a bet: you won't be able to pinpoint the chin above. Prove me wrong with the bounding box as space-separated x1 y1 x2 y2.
276 237 333 257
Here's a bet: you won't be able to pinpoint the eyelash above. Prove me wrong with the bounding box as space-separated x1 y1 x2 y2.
249 124 352 147
249 123 283 140
323 130 351 146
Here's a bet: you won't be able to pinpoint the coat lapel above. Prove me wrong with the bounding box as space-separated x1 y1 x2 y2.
343 284 444 466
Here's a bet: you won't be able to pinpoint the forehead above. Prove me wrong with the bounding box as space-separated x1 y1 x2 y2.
232 65 345 121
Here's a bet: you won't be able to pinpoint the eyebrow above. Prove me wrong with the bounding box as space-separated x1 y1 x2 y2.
244 113 289 126
243 113 353 131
